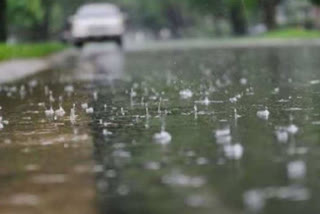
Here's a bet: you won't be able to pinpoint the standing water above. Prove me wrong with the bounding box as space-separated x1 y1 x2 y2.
1 45 320 214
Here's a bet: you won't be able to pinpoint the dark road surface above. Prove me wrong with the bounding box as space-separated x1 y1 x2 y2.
1 43 320 214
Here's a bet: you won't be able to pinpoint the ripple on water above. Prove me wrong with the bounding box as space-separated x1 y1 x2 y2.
162 170 206 188
31 174 67 184
287 160 306 180
179 89 193 99
153 130 172 145
256 108 270 120
8 193 40 206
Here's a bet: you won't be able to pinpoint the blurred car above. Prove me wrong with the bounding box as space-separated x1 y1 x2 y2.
70 3 125 47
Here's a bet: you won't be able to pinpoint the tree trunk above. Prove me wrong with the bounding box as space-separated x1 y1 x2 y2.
261 0 279 30
213 17 222 37
0 0 7 42
40 0 53 40
165 3 185 38
230 3 247 36
314 6 320 29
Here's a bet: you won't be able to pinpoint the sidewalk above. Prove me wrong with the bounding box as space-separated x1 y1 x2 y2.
0 49 76 84
125 38 320 52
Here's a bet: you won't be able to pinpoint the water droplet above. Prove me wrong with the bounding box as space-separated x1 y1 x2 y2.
257 107 270 120
287 160 306 180
153 130 172 145
45 107 54 117
243 190 265 212
179 89 193 99
86 107 94 114
223 143 244 160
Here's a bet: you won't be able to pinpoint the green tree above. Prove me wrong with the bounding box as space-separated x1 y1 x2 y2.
310 0 320 28
310 0 320 5
188 0 253 35
0 0 7 41
260 0 281 30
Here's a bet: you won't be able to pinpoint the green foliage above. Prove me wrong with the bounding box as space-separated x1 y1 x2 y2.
262 28 320 38
310 0 320 6
188 0 258 17
0 43 65 61
8 0 42 28
5 0 320 40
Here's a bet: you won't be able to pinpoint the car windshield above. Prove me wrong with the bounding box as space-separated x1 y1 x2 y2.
77 5 119 17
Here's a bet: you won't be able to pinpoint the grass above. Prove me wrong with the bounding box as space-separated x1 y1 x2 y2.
0 42 66 61
262 28 320 39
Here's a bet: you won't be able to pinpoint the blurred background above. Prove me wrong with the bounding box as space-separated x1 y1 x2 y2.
1 0 320 44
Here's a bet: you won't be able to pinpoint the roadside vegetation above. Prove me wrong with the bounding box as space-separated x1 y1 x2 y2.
2 0 320 42
0 42 65 61
262 28 320 39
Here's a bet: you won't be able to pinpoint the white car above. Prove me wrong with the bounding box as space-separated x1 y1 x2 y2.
70 3 125 47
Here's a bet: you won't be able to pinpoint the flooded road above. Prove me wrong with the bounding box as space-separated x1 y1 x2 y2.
1 43 320 214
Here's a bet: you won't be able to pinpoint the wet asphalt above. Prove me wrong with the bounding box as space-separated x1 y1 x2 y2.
1 42 320 214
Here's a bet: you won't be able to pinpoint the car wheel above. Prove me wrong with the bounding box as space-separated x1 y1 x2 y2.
74 41 84 48
115 37 123 47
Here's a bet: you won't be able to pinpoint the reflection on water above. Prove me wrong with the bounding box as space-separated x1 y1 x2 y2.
82 43 125 84
62 43 125 83
90 46 320 214
0 42 126 214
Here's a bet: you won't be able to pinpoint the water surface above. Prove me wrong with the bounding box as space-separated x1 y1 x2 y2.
1 44 320 214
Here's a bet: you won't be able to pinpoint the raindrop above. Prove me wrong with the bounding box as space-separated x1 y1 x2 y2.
310 79 320 85
64 85 74 94
105 169 117 178
49 91 55 103
144 161 161 170
287 124 299 135
243 190 265 212
240 78 248 85
158 97 162 114
32 174 67 184
93 91 98 101
200 97 210 106
257 107 270 120
117 185 130 196
215 127 232 145
45 107 54 117
130 88 137 98
194 104 198 119
215 127 231 138
145 104 150 118
9 193 40 206
179 89 193 99
185 194 206 207
273 87 280 94
234 109 241 119
70 105 77 124
223 143 244 160
287 160 306 180
153 130 172 145
103 129 113 136
55 106 66 117
275 129 289 143
81 103 88 110
153 117 172 145
162 170 206 187
196 157 208 165
86 107 94 114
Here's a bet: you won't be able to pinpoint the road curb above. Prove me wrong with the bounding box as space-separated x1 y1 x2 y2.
126 38 320 52
0 48 76 84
